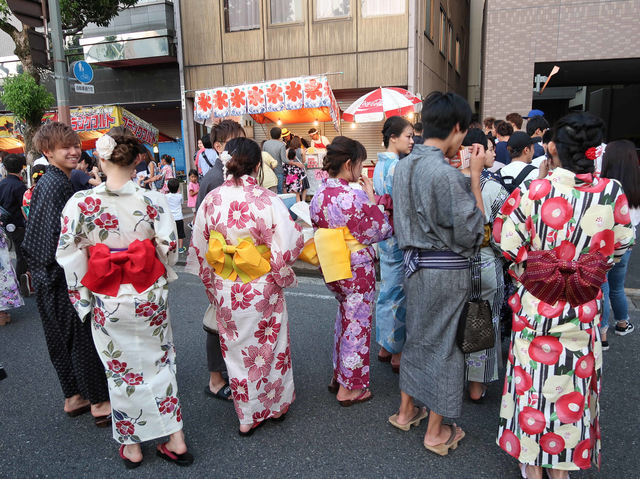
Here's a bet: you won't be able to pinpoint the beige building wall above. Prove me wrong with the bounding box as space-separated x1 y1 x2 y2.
480 0 640 119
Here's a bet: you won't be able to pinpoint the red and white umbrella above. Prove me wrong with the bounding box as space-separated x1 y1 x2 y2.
342 87 422 123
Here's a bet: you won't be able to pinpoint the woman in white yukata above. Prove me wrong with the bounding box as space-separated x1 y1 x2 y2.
57 128 193 469
188 137 304 436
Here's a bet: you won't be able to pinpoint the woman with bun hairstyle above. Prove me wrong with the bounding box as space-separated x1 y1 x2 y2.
495 112 634 478
599 139 640 348
309 136 392 406
189 137 304 435
56 127 193 469
374 116 413 373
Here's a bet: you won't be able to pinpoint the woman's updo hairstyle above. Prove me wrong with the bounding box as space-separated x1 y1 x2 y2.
224 137 262 185
106 126 141 166
552 112 605 175
381 116 413 148
323 136 367 177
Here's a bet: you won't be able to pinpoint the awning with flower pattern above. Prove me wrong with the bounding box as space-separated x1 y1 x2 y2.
193 75 341 131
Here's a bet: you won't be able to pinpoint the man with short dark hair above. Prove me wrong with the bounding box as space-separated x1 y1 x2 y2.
494 121 514 168
412 122 424 145
483 117 496 136
391 91 485 454
499 131 539 192
262 127 288 194
0 154 28 281
525 115 549 166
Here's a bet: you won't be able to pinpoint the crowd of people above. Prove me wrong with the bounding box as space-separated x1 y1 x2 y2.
0 90 638 477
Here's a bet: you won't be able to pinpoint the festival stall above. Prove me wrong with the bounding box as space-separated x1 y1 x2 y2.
193 75 341 195
0 105 175 152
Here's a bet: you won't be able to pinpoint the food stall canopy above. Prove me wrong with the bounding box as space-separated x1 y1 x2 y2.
0 105 175 153
193 75 341 131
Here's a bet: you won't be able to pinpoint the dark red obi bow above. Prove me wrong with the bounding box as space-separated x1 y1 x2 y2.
81 239 166 296
376 193 394 230
519 250 611 308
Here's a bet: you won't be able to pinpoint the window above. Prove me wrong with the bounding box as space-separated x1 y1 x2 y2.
224 0 260 32
439 7 446 54
455 36 460 72
424 0 433 38
362 0 404 17
316 0 350 19
271 0 304 24
448 24 453 64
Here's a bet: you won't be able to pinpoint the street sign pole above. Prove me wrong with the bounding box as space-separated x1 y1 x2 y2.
48 0 70 124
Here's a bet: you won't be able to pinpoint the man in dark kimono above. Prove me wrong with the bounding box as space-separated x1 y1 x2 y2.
390 92 486 455
22 122 110 424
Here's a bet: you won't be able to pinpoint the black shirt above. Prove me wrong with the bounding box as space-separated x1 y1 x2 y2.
70 169 91 192
0 174 27 228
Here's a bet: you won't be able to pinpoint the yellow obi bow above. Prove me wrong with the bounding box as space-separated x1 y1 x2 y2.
299 226 367 283
206 231 271 283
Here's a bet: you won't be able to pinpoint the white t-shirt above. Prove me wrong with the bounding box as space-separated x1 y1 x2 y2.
499 161 539 187
165 192 183 221
532 155 547 168
34 156 49 167
199 149 217 177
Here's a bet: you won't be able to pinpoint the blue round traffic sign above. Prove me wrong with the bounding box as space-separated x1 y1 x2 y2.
73 61 93 84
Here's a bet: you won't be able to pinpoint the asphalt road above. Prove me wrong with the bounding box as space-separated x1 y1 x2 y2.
0 269 638 479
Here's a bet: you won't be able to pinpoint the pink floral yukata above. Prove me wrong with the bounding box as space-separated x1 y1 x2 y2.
187 175 304 425
310 178 392 390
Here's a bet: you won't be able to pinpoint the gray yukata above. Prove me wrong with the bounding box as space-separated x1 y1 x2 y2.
393 144 484 418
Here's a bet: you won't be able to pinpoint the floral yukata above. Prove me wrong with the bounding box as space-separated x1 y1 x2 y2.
310 178 392 390
0 229 23 312
187 175 304 425
495 168 634 471
373 152 406 354
57 181 181 445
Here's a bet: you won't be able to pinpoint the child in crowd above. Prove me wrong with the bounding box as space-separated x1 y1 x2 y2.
187 169 199 212
21 121 111 424
159 155 174 194
166 178 186 253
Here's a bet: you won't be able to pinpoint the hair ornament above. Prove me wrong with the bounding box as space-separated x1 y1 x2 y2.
585 147 598 161
96 134 117 160
32 171 43 178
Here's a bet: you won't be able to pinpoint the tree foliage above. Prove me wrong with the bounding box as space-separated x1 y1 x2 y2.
0 72 53 124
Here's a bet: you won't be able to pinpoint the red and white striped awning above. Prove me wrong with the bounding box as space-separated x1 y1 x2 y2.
342 87 422 123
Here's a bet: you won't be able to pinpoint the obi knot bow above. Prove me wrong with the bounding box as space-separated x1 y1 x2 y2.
81 239 166 296
299 226 367 283
206 231 270 283
519 249 611 308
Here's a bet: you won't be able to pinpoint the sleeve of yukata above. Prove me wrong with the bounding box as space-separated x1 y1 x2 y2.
347 189 392 245
185 194 207 277
269 197 304 289
440 169 485 252
495 186 530 268
611 184 635 262
55 192 94 322
149 192 179 280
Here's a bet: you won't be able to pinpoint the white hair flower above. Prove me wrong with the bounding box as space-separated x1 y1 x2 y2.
95 134 117 160
220 151 232 165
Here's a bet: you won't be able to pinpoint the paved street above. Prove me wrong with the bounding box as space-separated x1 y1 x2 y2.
0 268 638 478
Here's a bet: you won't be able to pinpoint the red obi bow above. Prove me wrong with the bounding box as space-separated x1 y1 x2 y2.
519 249 611 308
81 239 166 296
376 193 394 230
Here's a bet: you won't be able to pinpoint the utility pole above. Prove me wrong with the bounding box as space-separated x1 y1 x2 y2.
48 0 70 124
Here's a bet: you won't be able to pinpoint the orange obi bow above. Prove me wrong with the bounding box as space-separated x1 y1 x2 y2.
299 227 367 283
519 250 611 308
82 239 166 296
206 231 271 283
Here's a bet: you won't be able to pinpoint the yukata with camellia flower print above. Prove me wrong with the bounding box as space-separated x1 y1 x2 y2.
309 178 392 391
186 175 304 426
495 168 634 472
56 180 181 445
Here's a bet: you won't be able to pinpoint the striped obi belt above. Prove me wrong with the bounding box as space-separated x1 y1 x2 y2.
519 249 611 307
82 239 166 296
206 231 271 283
299 226 367 283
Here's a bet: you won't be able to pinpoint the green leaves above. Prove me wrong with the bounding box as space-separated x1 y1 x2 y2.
99 229 109 242
126 385 135 397
0 73 54 124
166 384 173 397
571 189 581 200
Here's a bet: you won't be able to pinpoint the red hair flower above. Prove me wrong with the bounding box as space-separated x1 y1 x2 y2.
585 147 598 160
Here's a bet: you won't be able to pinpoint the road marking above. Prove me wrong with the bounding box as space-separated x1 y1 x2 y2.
286 292 335 300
